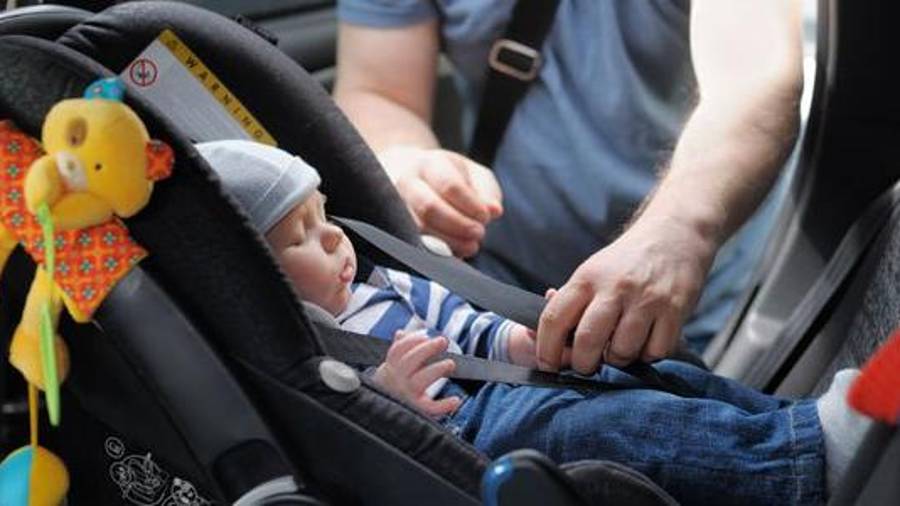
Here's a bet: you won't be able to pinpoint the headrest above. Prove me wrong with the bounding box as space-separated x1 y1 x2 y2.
58 0 421 245
0 34 323 380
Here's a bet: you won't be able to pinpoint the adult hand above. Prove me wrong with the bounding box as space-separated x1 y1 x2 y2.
535 217 717 374
373 331 461 417
377 146 503 258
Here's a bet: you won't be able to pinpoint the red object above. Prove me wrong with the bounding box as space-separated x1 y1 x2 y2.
848 327 900 425
146 139 174 181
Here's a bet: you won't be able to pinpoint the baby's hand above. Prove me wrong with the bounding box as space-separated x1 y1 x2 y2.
507 288 570 368
507 324 538 368
373 331 462 417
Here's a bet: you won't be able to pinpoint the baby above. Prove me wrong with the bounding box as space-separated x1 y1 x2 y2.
196 139 539 415
197 139 870 505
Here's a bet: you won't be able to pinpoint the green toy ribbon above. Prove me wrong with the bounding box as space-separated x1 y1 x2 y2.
36 203 60 426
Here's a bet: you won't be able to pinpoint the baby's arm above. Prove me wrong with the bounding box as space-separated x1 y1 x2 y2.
384 268 514 361
384 269 568 367
372 331 462 417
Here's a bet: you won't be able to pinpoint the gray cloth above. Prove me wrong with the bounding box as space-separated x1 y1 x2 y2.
817 369 871 492
196 140 321 233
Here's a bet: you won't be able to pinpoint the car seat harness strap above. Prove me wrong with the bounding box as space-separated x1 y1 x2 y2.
331 216 699 397
751 177 900 390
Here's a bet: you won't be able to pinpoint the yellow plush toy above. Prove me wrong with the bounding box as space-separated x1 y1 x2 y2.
0 77 173 506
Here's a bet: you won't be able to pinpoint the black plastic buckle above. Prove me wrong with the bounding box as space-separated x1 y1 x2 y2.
488 38 542 81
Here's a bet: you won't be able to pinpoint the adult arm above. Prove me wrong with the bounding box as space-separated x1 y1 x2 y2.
536 0 804 373
334 21 502 257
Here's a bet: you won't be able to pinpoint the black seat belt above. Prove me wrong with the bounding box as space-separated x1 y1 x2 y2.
469 0 561 167
743 178 900 390
318 2 702 397
329 216 699 397
317 325 667 395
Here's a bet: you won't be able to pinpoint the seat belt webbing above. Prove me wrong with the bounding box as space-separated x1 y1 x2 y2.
747 178 900 390
332 216 698 397
469 0 561 167
317 325 647 395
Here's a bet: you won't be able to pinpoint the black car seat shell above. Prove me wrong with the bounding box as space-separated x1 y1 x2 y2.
0 4 89 39
0 1 898 504
57 0 421 247
0 4 679 505
0 33 491 505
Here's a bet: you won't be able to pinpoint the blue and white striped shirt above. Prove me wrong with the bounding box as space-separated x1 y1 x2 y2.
337 266 513 361
336 266 514 396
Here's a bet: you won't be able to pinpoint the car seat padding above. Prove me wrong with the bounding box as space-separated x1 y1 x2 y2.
0 33 494 505
0 7 690 505
57 0 420 246
0 5 90 39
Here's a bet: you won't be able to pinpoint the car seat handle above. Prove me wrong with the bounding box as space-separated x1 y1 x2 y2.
97 267 301 503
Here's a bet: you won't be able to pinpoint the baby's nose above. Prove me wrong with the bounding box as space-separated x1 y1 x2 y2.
322 223 344 251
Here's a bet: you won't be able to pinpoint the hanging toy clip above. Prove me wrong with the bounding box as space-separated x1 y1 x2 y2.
0 76 175 506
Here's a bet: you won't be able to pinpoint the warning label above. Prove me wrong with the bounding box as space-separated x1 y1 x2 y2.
128 58 158 87
121 29 276 146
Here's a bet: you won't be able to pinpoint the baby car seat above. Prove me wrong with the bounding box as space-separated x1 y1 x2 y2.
0 3 677 504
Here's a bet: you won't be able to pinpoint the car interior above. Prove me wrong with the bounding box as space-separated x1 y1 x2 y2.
0 0 898 504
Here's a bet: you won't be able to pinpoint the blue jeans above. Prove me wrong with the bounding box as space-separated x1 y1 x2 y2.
439 360 824 506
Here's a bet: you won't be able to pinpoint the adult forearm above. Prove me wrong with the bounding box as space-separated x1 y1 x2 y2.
636 87 800 251
335 88 440 154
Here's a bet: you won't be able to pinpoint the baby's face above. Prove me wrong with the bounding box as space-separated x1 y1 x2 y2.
266 191 357 315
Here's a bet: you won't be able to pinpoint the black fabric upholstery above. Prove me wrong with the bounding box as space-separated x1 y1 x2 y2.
240 359 487 503
57 0 420 244
0 33 322 373
0 5 89 39
0 36 215 496
0 34 489 504
561 460 678 506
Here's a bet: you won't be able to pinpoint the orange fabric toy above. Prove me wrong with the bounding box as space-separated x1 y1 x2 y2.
0 77 173 506
0 121 174 318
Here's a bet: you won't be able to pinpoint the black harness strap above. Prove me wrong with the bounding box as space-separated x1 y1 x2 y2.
318 325 640 395
746 178 900 390
332 216 699 397
469 0 561 167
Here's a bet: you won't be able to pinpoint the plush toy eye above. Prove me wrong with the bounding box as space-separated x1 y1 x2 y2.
66 117 87 147
94 163 103 172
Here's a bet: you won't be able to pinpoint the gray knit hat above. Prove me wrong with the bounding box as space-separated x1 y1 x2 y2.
196 140 321 233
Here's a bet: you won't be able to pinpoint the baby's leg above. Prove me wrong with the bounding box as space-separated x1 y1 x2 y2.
602 360 869 494
447 382 824 506
604 359 793 414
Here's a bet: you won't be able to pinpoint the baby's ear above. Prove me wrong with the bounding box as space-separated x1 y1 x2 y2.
145 139 174 181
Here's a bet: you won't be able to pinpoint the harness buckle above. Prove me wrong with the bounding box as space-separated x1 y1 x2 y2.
488 38 542 81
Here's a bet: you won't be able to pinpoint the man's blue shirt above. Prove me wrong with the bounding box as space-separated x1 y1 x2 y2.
338 0 780 349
